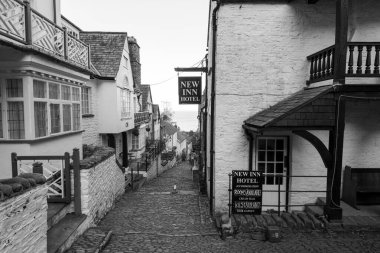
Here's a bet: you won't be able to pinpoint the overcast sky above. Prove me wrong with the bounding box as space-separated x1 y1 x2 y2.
61 0 209 112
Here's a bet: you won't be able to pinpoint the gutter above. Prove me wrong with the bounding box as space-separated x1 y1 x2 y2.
209 0 220 215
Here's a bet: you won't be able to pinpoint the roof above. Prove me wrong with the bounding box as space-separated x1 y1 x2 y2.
161 121 178 136
152 104 160 120
141 85 152 111
244 85 335 130
177 132 186 143
79 32 128 78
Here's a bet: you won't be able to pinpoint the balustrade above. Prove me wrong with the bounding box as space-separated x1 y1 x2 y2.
346 42 380 77
307 45 335 83
0 0 90 69
0 0 26 42
308 43 380 84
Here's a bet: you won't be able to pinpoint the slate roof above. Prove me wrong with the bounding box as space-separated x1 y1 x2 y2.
80 32 128 78
152 104 160 120
244 85 333 129
177 132 186 143
141 85 152 111
161 121 177 136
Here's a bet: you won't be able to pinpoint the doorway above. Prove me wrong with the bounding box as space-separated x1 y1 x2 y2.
256 136 288 211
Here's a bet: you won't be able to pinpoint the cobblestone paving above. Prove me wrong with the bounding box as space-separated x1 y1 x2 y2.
71 161 380 252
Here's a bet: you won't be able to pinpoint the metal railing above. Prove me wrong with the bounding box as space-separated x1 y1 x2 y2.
0 0 90 68
229 173 328 216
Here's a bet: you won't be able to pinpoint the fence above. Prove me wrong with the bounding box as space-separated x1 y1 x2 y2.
11 149 82 214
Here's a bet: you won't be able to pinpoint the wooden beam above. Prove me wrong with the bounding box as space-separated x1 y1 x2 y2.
292 130 332 169
174 67 208 73
333 0 349 84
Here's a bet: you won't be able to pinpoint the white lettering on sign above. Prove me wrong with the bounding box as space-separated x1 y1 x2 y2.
232 171 262 177
180 81 200 88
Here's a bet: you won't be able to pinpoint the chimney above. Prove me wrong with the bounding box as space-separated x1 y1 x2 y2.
128 36 141 91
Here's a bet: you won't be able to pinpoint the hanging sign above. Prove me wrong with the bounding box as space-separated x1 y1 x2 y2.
231 170 263 215
178 77 201 104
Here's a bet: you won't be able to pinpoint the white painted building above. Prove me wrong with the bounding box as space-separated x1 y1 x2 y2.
0 0 91 178
204 0 380 220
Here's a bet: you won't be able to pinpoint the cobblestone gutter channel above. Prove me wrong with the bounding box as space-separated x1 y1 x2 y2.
68 162 380 253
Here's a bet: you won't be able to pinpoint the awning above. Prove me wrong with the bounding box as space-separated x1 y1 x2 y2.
243 85 335 132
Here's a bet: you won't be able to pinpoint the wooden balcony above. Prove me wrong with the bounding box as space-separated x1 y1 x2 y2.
0 0 90 69
134 111 150 127
307 42 380 84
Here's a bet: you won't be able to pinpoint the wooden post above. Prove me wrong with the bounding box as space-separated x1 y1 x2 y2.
87 44 91 68
122 132 128 167
23 1 32 45
64 152 71 203
73 148 82 215
333 0 349 84
63 27 69 60
11 152 18 177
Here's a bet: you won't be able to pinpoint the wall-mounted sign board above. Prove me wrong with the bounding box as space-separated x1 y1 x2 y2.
178 77 201 104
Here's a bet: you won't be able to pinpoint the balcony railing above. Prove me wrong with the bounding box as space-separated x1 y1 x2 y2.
134 111 150 127
0 0 90 69
307 42 380 84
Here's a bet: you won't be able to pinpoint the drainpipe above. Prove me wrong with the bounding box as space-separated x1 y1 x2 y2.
210 0 220 215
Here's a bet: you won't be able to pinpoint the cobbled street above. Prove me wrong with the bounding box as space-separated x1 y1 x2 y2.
70 161 380 253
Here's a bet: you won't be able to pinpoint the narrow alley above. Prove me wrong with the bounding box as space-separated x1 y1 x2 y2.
68 161 380 253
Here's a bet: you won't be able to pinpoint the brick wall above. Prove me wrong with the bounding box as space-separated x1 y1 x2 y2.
0 185 48 253
80 154 125 224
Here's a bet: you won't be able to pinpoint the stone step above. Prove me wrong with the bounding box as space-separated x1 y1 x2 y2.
305 204 324 217
66 227 112 253
47 203 71 230
316 197 327 206
47 213 88 253
132 177 146 191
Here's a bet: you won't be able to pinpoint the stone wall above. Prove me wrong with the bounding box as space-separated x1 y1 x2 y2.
0 185 48 253
146 155 177 181
80 154 125 224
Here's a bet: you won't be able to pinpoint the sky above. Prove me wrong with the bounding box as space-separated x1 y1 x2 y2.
61 0 209 113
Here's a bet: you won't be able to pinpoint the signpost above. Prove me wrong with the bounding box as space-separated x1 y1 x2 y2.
231 170 263 215
178 76 201 104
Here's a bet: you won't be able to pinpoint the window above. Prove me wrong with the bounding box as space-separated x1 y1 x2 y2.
132 134 139 150
8 101 25 139
121 89 131 118
72 104 80 131
257 137 286 185
33 80 46 98
50 104 60 134
63 104 71 131
0 103 3 138
123 56 128 69
49 83 60 99
34 102 47 137
61 85 71 100
81 87 91 115
7 79 23 98
122 76 129 87
72 87 80 101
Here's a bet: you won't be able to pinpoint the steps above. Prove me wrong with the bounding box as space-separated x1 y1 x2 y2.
47 203 89 253
47 213 88 253
131 174 146 191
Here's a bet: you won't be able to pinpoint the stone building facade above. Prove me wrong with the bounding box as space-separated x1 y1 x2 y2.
205 0 380 219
